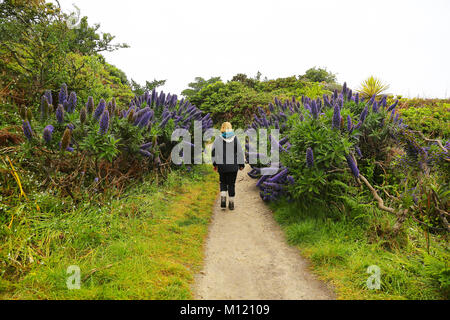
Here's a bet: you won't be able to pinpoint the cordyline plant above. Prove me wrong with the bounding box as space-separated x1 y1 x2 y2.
358 76 390 99
247 82 449 234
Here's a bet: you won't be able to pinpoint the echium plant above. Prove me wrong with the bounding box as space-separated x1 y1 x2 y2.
42 125 54 144
55 104 64 124
94 99 106 120
67 91 77 113
22 120 33 141
59 83 68 105
86 96 94 115
246 80 405 203
99 110 110 134
21 83 214 182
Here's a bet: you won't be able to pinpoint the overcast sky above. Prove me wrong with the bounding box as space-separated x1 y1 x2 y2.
54 0 450 98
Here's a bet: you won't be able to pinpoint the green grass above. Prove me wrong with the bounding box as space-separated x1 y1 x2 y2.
269 200 449 300
0 165 218 299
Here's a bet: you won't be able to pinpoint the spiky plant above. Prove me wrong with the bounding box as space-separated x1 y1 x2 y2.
60 127 71 151
358 76 389 99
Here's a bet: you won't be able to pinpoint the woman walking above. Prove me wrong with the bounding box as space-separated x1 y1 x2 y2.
211 122 245 210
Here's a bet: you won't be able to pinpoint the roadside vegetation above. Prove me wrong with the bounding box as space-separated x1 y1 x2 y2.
1 165 218 299
240 81 449 299
1 0 448 301
182 67 338 128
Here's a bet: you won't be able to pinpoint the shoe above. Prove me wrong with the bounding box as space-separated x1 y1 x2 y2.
228 201 234 210
220 196 226 209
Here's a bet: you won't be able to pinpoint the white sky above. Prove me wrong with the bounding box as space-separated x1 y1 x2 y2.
55 0 450 98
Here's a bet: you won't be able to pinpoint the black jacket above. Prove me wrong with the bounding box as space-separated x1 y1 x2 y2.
212 135 245 173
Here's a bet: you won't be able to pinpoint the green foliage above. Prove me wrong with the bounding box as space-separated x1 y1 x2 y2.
300 66 337 83
185 75 330 127
0 0 131 108
270 199 450 299
284 114 353 201
130 79 166 96
231 73 259 88
57 53 134 107
0 165 218 299
358 76 390 99
279 98 401 204
79 129 120 162
399 103 450 138
66 16 129 55
181 76 222 99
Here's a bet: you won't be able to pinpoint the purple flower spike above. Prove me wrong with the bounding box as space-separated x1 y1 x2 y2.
355 146 362 158
387 100 398 111
43 125 54 143
390 109 396 121
347 115 352 131
22 120 33 140
99 110 110 134
345 154 359 178
394 113 399 123
94 99 106 120
380 95 387 108
332 104 341 129
360 106 368 123
372 101 378 113
68 91 77 113
306 147 314 167
138 111 151 128
58 83 68 105
140 142 152 150
310 102 318 119
44 90 53 106
56 104 64 124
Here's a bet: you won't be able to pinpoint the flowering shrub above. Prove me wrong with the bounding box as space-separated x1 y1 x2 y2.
19 84 212 192
247 83 449 232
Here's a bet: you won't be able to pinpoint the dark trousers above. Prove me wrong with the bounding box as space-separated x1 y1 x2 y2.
219 171 238 197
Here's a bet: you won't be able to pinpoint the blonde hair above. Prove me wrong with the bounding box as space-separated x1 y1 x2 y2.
220 122 232 133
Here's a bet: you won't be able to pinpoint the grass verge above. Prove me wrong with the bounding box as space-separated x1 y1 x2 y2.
269 200 449 300
0 165 218 299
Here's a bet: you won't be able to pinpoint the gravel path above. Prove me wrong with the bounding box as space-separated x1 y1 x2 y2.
193 165 335 300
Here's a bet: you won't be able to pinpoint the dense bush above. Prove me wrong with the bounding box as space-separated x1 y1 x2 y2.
0 0 130 109
299 66 337 83
186 75 330 128
246 84 449 234
15 84 212 196
398 103 449 138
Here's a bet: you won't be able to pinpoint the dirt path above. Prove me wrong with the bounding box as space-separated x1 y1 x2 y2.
193 165 335 300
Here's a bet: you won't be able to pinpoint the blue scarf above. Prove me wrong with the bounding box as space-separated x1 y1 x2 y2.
222 131 235 139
